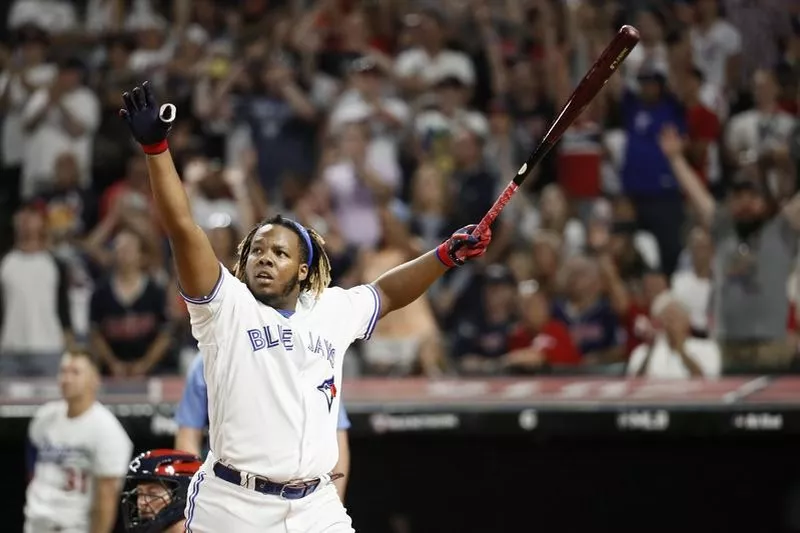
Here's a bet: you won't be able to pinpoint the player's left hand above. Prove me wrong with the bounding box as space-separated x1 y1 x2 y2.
119 81 176 154
435 224 492 268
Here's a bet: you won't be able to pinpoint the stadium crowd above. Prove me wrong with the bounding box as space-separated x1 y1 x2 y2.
1 0 799 381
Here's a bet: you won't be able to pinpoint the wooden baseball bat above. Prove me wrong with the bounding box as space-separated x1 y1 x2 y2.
473 25 640 237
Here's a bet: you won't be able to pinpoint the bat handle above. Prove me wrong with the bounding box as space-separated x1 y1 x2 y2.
473 181 520 237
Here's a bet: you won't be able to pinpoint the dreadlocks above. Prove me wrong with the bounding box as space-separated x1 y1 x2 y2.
233 215 332 298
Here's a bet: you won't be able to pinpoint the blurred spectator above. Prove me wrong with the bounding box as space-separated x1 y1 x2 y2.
8 0 77 35
505 58 557 185
99 154 152 221
504 279 581 374
675 65 722 186
329 56 409 166
413 74 488 169
20 57 100 199
452 264 517 375
321 121 400 249
126 12 172 75
725 69 795 173
37 152 98 340
622 7 668 90
183 157 257 235
626 291 721 379
689 0 742 96
227 45 318 198
529 230 562 297
672 226 713 338
606 197 661 280
358 204 443 377
589 215 666 357
520 184 585 258
394 7 474 97
616 63 687 276
552 255 624 364
409 163 448 251
720 0 792 98
89 228 173 377
0 25 56 226
662 126 799 373
666 28 727 121
0 202 75 376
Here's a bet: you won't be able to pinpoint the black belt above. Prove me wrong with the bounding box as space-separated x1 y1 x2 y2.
212 461 342 500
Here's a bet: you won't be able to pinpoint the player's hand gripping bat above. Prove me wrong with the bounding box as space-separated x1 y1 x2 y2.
472 25 640 237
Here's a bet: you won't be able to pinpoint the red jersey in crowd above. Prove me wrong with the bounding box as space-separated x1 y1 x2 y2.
685 103 721 183
507 320 582 365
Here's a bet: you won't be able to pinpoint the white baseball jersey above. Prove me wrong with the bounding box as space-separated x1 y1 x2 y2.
183 265 380 480
24 400 133 531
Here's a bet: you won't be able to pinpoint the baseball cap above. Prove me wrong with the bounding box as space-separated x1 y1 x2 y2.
483 264 516 286
637 62 668 82
349 56 381 75
435 74 467 89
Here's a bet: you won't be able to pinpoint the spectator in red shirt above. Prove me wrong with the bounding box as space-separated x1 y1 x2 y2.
503 280 581 373
679 65 722 183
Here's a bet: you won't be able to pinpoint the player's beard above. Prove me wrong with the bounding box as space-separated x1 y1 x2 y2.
252 272 300 309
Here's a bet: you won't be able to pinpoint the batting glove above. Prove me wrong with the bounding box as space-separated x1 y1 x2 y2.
435 224 492 268
119 81 176 155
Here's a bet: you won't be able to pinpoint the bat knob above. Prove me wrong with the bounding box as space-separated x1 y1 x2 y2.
620 25 640 42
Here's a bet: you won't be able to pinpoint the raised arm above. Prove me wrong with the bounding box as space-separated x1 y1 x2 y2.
371 224 492 317
659 125 716 227
119 82 220 299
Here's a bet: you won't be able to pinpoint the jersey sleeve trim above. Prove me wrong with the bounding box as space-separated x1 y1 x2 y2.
362 284 381 340
180 263 225 305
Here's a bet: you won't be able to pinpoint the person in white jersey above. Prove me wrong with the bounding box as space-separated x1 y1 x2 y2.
118 81 493 533
24 350 133 533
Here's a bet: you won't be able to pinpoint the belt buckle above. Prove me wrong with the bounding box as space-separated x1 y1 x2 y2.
280 480 311 499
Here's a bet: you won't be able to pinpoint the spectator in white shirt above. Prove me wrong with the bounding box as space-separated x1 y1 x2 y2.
329 56 410 169
414 74 489 160
394 7 475 96
0 25 57 239
725 69 795 169
672 226 713 337
623 7 669 91
7 0 77 34
20 57 100 200
690 0 743 95
627 291 721 379
321 121 401 249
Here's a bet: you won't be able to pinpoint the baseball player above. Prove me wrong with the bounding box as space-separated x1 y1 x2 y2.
120 449 203 533
118 81 492 533
173 354 354 500
24 351 134 533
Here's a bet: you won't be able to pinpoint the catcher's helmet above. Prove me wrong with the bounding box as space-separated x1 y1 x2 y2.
120 449 202 533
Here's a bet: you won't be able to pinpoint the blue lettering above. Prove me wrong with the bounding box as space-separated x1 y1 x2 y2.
279 325 294 351
264 325 280 348
248 329 266 351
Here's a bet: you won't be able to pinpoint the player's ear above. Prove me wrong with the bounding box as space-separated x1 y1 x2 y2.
298 263 309 282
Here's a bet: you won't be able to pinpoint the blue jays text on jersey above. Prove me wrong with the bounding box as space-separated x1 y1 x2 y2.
246 323 336 369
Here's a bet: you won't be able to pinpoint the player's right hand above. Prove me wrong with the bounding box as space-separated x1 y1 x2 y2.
435 224 492 267
119 81 176 154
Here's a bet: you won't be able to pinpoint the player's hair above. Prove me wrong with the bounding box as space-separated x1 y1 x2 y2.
64 349 100 370
233 215 332 298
